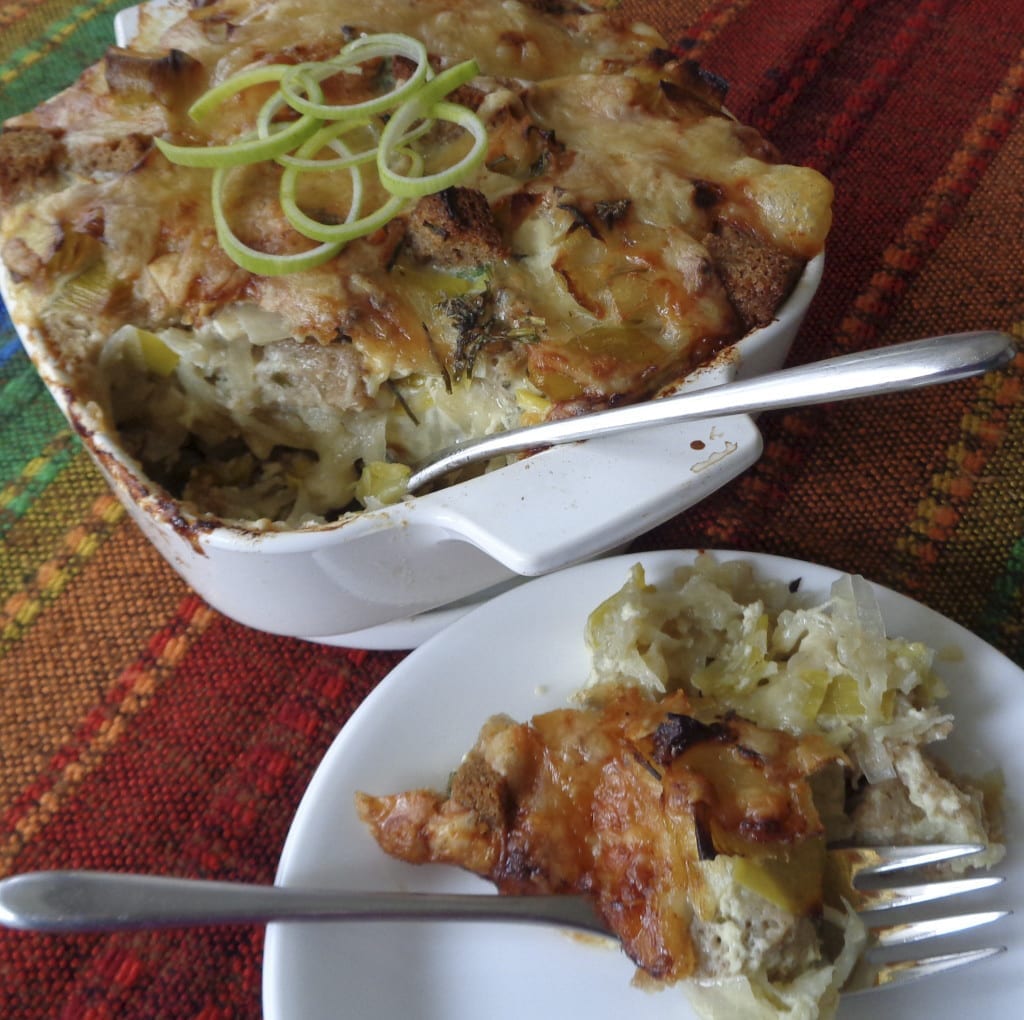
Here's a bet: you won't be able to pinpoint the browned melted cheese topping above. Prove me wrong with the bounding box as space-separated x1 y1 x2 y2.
356 687 846 982
0 0 833 522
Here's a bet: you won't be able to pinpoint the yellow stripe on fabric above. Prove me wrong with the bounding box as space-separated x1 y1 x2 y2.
0 490 125 647
0 0 125 84
896 344 1024 565
0 430 78 535
0 523 192 810
0 1 59 58
0 597 217 876
0 0 72 41
0 446 108 600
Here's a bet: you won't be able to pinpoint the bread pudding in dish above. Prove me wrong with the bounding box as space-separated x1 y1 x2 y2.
0 0 832 529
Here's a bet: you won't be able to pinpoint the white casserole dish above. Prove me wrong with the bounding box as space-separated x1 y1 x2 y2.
4 252 822 647
0 3 827 648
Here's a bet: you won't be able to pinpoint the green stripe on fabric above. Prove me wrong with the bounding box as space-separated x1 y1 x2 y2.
0 0 135 120
977 535 1024 663
0 431 80 541
0 348 64 435
0 343 79 518
0 368 49 428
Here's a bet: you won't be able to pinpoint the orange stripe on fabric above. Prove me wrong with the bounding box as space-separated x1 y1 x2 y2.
0 594 216 876
0 490 125 647
674 0 754 59
895 335 1024 588
834 51 1024 354
0 0 52 32
768 0 949 173
752 0 875 136
0 0 53 31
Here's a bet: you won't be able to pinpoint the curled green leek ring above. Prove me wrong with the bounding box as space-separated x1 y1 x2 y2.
157 69 326 168
279 33 430 121
187 64 294 124
271 116 381 171
377 100 487 199
211 160 344 276
280 146 423 244
156 113 321 168
255 80 382 172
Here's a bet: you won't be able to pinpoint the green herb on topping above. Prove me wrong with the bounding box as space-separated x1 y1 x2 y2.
440 295 543 380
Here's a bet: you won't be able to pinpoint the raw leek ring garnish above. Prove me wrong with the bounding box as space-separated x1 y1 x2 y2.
273 118 381 171
211 162 343 276
155 112 321 167
378 100 487 199
255 70 326 141
278 133 367 240
279 34 431 120
281 147 423 244
157 34 489 273
157 71 326 168
187 64 293 124
400 58 480 112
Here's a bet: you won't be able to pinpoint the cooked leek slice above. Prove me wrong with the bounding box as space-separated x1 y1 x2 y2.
355 460 412 507
137 330 181 376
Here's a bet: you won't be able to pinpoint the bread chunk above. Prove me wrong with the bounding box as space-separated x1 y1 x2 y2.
705 222 805 330
0 128 64 202
67 132 151 176
406 186 508 267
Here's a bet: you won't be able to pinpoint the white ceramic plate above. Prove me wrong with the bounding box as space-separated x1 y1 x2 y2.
264 549 1021 1020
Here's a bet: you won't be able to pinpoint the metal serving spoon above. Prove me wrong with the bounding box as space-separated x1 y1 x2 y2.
406 330 1018 492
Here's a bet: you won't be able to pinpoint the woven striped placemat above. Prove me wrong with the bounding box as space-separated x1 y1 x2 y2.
1 1 1022 1016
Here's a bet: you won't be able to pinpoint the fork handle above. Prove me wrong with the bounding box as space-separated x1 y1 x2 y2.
0 870 606 934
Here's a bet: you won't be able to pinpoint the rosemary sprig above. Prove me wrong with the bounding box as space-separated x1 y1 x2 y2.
440 295 543 380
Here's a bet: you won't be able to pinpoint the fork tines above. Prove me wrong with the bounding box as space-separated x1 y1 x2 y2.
832 843 1010 995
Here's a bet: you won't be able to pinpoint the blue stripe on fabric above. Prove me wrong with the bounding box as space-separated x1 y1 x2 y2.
0 298 23 366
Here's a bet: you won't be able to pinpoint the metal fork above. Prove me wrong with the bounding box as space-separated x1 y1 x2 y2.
0 843 1008 994
824 843 1008 993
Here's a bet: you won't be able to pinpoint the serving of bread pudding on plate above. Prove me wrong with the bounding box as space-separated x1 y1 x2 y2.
0 0 832 528
357 555 1004 1019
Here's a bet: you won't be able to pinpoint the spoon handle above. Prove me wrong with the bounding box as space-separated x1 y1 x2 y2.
407 330 1018 491
0 869 606 934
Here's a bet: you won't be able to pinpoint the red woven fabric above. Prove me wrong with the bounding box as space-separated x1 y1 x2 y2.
1 1 1022 1016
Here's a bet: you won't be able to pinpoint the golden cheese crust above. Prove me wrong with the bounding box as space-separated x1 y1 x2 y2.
0 0 833 526
356 686 846 984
